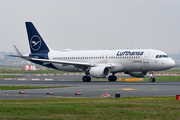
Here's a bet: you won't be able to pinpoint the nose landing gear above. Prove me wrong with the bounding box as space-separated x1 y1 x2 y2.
150 77 156 82
150 71 156 82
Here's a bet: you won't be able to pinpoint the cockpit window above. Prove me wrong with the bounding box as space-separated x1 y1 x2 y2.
155 55 168 58
163 55 168 58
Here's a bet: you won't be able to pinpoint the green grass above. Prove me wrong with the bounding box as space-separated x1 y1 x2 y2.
0 86 76 90
0 75 23 78
143 76 180 82
0 97 179 119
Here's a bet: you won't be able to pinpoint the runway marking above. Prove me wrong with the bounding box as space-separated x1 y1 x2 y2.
99 88 159 91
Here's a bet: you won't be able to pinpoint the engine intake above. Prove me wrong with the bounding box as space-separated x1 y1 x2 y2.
89 66 110 78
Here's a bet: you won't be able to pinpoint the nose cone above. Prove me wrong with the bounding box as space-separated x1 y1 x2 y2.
168 58 175 68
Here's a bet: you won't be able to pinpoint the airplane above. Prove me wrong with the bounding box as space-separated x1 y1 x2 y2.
9 22 175 82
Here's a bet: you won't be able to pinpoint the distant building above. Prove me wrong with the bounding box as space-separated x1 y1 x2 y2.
0 51 33 66
0 51 4 59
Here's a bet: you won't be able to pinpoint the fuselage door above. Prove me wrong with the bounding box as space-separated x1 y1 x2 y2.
143 51 150 63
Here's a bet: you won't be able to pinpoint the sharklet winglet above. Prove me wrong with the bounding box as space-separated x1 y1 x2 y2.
13 45 23 57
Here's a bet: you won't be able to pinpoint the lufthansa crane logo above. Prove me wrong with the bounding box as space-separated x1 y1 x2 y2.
30 35 41 51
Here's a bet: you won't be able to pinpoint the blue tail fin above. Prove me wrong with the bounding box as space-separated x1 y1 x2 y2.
25 22 50 53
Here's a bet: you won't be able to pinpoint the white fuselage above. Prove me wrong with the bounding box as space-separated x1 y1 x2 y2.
47 49 175 73
13 22 176 82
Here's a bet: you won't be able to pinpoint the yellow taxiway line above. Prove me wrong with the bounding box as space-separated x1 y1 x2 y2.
99 88 159 91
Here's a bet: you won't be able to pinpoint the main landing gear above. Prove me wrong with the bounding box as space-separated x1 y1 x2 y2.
82 76 91 82
108 73 117 82
82 74 117 82
150 71 156 82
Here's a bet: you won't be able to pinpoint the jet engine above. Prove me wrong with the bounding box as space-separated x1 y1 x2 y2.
125 71 148 78
89 66 110 78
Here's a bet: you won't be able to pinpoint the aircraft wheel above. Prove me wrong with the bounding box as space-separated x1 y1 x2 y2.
87 76 91 82
113 76 117 82
108 76 117 82
150 78 155 82
82 76 91 82
82 76 87 82
108 76 113 82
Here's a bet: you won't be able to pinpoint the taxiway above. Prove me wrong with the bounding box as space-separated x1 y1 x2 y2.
0 74 180 99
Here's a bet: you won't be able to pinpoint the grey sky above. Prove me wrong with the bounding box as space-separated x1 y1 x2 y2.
0 0 180 54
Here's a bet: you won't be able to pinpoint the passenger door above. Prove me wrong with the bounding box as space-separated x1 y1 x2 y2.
143 51 150 69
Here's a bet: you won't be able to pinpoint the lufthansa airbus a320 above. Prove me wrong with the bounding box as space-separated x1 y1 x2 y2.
9 22 175 82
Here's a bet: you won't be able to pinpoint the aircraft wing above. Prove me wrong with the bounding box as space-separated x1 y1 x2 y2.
7 45 31 60
30 58 112 67
7 55 22 57
7 45 23 58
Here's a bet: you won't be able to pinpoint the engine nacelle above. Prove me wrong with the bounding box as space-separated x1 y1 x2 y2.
89 66 110 78
125 71 148 78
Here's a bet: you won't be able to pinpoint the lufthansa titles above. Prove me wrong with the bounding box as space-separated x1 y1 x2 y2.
116 51 144 56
